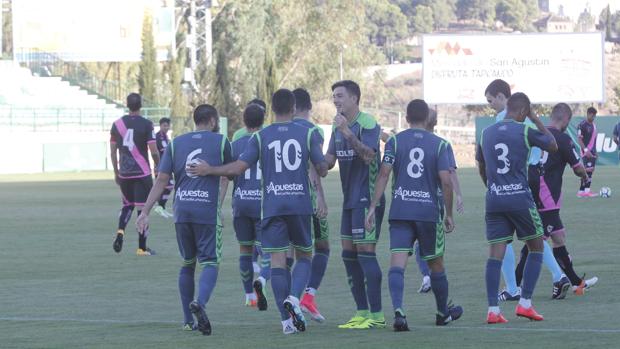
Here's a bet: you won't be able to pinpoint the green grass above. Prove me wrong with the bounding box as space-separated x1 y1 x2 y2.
1 168 619 349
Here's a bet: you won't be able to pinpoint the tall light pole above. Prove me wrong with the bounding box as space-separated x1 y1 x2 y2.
339 44 347 80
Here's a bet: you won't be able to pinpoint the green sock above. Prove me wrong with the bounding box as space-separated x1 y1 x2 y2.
355 310 370 318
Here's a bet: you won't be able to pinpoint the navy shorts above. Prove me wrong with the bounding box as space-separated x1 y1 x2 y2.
539 210 564 237
340 204 385 244
175 223 222 267
583 155 596 171
389 220 445 261
119 176 153 206
485 208 543 244
312 215 329 241
261 215 312 253
233 216 262 247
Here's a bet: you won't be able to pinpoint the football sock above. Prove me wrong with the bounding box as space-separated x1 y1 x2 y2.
197 265 218 307
307 248 329 290
252 246 259 263
553 246 582 286
290 257 312 299
543 241 563 282
585 172 593 189
515 245 529 286
501 243 519 295
342 250 369 311
286 257 294 272
521 251 543 299
178 266 195 324
137 210 147 250
431 271 449 317
271 268 290 320
259 252 271 281
414 243 430 277
239 254 253 294
358 251 382 313
388 267 405 311
117 205 134 230
486 258 503 307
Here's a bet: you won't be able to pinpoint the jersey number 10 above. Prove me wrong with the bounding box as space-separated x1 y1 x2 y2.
268 140 302 173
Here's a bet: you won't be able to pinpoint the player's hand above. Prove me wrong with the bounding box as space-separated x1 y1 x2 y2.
444 215 455 233
186 159 210 176
365 207 376 232
456 195 464 214
316 196 328 219
334 113 349 132
136 212 149 235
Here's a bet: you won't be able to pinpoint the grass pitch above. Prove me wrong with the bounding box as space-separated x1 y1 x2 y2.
1 168 619 349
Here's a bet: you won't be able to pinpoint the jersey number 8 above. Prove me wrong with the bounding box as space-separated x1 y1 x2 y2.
407 147 425 178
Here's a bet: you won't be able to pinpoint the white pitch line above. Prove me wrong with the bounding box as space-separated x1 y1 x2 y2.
1 317 619 334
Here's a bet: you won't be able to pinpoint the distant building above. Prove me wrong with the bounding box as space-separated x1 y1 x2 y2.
535 14 574 32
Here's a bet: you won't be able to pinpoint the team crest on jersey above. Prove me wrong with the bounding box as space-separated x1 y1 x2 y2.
499 125 507 131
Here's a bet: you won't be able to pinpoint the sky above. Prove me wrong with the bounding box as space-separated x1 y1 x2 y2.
548 0 619 20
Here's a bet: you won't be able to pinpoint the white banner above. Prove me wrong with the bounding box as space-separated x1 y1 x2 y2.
422 33 605 104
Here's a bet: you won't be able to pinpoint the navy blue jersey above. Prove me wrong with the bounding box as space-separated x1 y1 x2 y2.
231 133 261 218
383 129 451 222
155 130 169 156
159 130 232 224
476 119 554 213
110 115 156 178
536 127 581 211
577 120 597 154
239 121 325 219
327 112 381 209
293 117 324 143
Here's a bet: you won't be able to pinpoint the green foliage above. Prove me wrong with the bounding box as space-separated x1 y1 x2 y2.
411 5 434 34
495 0 539 31
138 10 158 105
1 4 12 58
456 0 496 25
365 0 408 45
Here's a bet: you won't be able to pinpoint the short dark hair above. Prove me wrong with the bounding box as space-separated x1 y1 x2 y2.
247 98 267 111
193 104 218 125
271 89 295 115
506 92 530 114
243 104 265 129
159 117 171 125
127 93 142 112
331 80 361 105
484 79 511 98
292 88 312 112
551 103 572 121
406 99 429 124
587 107 597 115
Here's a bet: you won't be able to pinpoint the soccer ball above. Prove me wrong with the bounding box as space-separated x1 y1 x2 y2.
599 187 612 198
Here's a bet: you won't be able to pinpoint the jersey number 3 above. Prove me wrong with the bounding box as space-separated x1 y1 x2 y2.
495 143 510 174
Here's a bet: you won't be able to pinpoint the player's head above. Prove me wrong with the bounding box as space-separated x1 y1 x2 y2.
586 106 597 122
484 79 511 113
159 117 171 134
406 99 429 125
550 103 573 131
127 93 142 112
193 104 220 132
243 103 265 130
426 108 438 132
247 98 267 111
505 92 531 122
271 89 296 119
332 80 361 115
293 88 312 114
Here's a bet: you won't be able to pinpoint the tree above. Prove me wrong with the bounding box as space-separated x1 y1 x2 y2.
456 0 496 25
495 0 539 32
1 1 12 58
138 10 158 106
365 0 408 46
599 5 612 40
411 5 434 33
429 0 457 30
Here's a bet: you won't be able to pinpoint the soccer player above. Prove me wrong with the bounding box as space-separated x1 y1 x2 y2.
292 88 330 322
477 92 558 323
516 103 598 296
231 104 271 309
188 89 328 334
367 99 463 331
136 104 232 335
232 99 268 142
325 80 386 329
576 107 598 197
153 117 174 219
110 93 160 256
485 79 568 301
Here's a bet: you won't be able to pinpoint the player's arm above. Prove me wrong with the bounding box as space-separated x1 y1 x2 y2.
439 169 455 233
475 143 487 187
136 145 173 233
335 114 376 164
575 124 594 157
450 170 464 214
309 128 329 177
148 142 161 171
527 112 557 153
310 165 328 219
187 159 250 177
219 177 229 206
365 163 391 232
110 142 120 185
325 130 337 169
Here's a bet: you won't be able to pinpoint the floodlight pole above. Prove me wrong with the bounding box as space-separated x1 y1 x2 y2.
204 0 212 66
